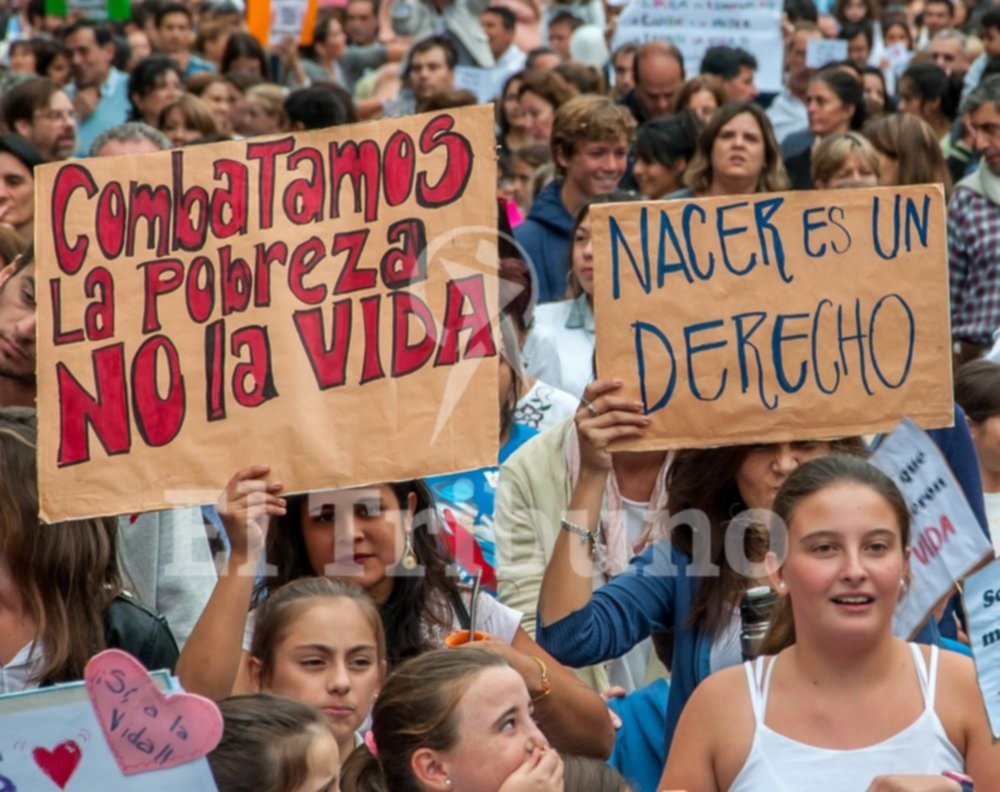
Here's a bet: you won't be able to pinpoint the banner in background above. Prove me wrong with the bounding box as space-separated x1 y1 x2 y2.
962 557 1000 739
611 0 783 94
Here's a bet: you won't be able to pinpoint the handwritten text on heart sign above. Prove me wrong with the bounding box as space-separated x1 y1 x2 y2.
84 650 222 775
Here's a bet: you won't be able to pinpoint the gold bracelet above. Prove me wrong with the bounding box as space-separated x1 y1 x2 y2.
529 656 552 703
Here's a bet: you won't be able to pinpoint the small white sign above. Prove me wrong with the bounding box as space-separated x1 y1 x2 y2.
454 65 496 104
870 419 995 638
806 38 848 69
270 0 307 47
961 557 1000 739
883 42 913 76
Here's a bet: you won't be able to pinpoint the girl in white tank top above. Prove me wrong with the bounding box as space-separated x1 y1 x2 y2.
729 644 964 791
659 456 999 791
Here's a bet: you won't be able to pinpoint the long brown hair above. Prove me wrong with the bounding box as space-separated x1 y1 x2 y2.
669 438 864 637
863 113 953 198
0 407 121 682
344 648 510 792
683 102 790 195
259 480 461 668
759 453 911 654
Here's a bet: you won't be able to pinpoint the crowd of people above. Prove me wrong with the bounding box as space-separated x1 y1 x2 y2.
0 0 998 789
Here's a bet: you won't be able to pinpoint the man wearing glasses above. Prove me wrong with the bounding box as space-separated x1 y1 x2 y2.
1 76 78 162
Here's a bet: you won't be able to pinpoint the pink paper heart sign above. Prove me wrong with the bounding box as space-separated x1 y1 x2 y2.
84 649 223 775
32 740 82 789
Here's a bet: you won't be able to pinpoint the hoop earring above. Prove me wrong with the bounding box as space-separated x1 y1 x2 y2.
401 527 417 570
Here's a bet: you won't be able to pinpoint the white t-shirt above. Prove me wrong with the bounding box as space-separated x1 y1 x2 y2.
0 640 43 694
522 298 595 400
984 491 1000 556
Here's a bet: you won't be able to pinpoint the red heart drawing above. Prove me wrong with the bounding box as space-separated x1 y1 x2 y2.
32 740 82 789
84 649 222 775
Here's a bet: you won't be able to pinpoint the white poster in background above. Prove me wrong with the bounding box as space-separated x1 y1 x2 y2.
610 0 784 94
962 557 1000 739
883 42 913 76
269 0 307 46
805 38 847 69
870 419 995 639
454 66 496 104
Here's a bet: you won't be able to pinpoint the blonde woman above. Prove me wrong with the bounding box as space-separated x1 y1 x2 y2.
811 131 881 188
240 84 289 137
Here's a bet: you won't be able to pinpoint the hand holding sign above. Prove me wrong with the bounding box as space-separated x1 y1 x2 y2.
217 465 286 560
84 650 222 776
576 379 649 474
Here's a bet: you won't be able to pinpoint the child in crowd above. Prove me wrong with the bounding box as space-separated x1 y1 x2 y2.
209 693 341 792
248 577 387 764
177 466 613 760
662 455 999 790
342 647 564 792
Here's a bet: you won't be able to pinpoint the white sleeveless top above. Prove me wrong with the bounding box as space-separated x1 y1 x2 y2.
729 644 964 792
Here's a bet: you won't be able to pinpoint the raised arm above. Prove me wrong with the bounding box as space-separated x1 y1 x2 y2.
537 379 648 625
175 466 285 700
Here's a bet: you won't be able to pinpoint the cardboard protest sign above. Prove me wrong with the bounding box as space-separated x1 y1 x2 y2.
611 0 783 94
962 557 1000 738
0 664 217 789
591 185 953 450
870 419 994 638
35 106 500 522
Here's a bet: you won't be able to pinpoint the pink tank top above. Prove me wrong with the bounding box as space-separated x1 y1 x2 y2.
728 644 964 792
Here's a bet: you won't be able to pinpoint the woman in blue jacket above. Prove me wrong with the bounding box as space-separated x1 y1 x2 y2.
535 379 863 764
